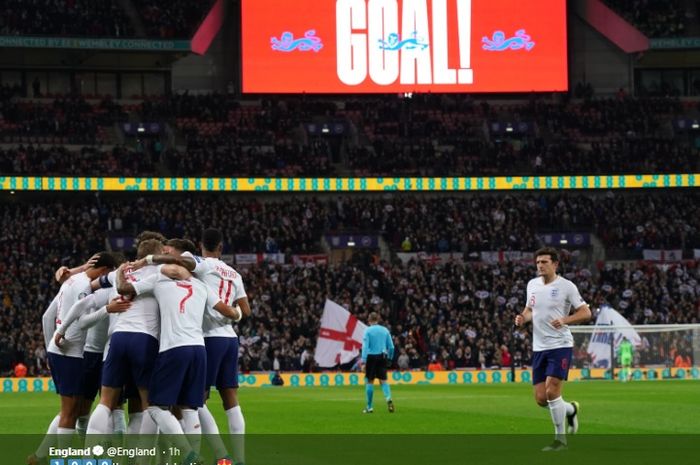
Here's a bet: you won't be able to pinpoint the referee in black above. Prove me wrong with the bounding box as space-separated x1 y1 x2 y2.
361 312 395 413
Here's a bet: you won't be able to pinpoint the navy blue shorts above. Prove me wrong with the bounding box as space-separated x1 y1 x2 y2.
532 347 573 385
103 332 159 390
205 337 240 391
149 345 206 408
82 351 104 400
48 353 84 397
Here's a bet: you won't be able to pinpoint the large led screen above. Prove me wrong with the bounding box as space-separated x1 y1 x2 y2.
241 0 568 93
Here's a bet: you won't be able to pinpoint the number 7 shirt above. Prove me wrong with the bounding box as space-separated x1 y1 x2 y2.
133 267 220 353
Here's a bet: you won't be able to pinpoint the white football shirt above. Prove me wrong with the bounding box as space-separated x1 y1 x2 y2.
526 275 586 351
183 252 246 338
49 288 112 358
106 266 160 339
133 267 219 352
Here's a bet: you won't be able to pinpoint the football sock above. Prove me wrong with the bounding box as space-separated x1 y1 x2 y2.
181 408 202 455
76 415 89 436
365 383 374 409
381 382 392 401
112 408 127 434
226 406 245 464
57 427 75 449
35 414 61 458
86 404 112 434
127 412 143 435
547 396 567 444
199 406 229 459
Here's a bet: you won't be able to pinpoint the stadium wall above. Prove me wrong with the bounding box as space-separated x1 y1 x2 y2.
569 14 632 94
171 0 238 92
3 368 698 392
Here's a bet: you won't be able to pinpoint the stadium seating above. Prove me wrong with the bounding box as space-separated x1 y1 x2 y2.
0 0 214 39
2 93 697 177
131 0 215 38
603 0 687 38
0 0 133 37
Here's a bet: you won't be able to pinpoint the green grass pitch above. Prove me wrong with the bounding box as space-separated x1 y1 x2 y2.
1 381 698 434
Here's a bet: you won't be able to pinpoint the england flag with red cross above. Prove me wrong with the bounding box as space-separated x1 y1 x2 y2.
314 299 367 367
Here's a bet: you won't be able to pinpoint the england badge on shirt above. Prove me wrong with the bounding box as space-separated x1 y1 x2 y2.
550 288 559 299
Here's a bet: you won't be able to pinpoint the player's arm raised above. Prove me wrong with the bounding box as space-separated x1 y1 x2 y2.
55 253 100 284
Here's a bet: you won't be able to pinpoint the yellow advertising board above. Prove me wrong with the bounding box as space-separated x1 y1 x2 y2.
0 174 697 192
3 367 698 392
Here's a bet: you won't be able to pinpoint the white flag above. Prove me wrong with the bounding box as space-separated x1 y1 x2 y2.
314 299 367 368
587 305 641 368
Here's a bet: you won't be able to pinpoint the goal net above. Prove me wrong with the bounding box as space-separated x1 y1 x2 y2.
569 324 700 381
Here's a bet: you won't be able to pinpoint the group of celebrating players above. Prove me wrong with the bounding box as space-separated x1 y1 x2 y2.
32 229 249 465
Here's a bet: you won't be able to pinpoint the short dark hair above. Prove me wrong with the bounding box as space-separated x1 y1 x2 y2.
137 239 164 259
166 238 197 255
535 247 559 263
202 228 223 252
93 251 124 270
135 230 166 245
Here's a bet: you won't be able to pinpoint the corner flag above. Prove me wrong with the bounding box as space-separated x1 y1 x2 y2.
314 299 367 368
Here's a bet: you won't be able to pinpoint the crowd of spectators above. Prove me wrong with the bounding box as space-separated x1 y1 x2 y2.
2 91 696 177
604 0 686 37
87 192 700 254
0 192 698 375
0 145 157 176
132 0 215 38
156 94 695 177
0 0 133 37
0 0 216 39
346 95 697 176
0 95 126 145
0 197 107 376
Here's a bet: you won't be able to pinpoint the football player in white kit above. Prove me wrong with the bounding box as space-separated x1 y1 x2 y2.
133 231 250 464
30 253 119 464
515 247 592 451
116 261 242 464
83 238 165 436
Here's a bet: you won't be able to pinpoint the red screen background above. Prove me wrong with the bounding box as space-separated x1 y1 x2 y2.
241 0 568 93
